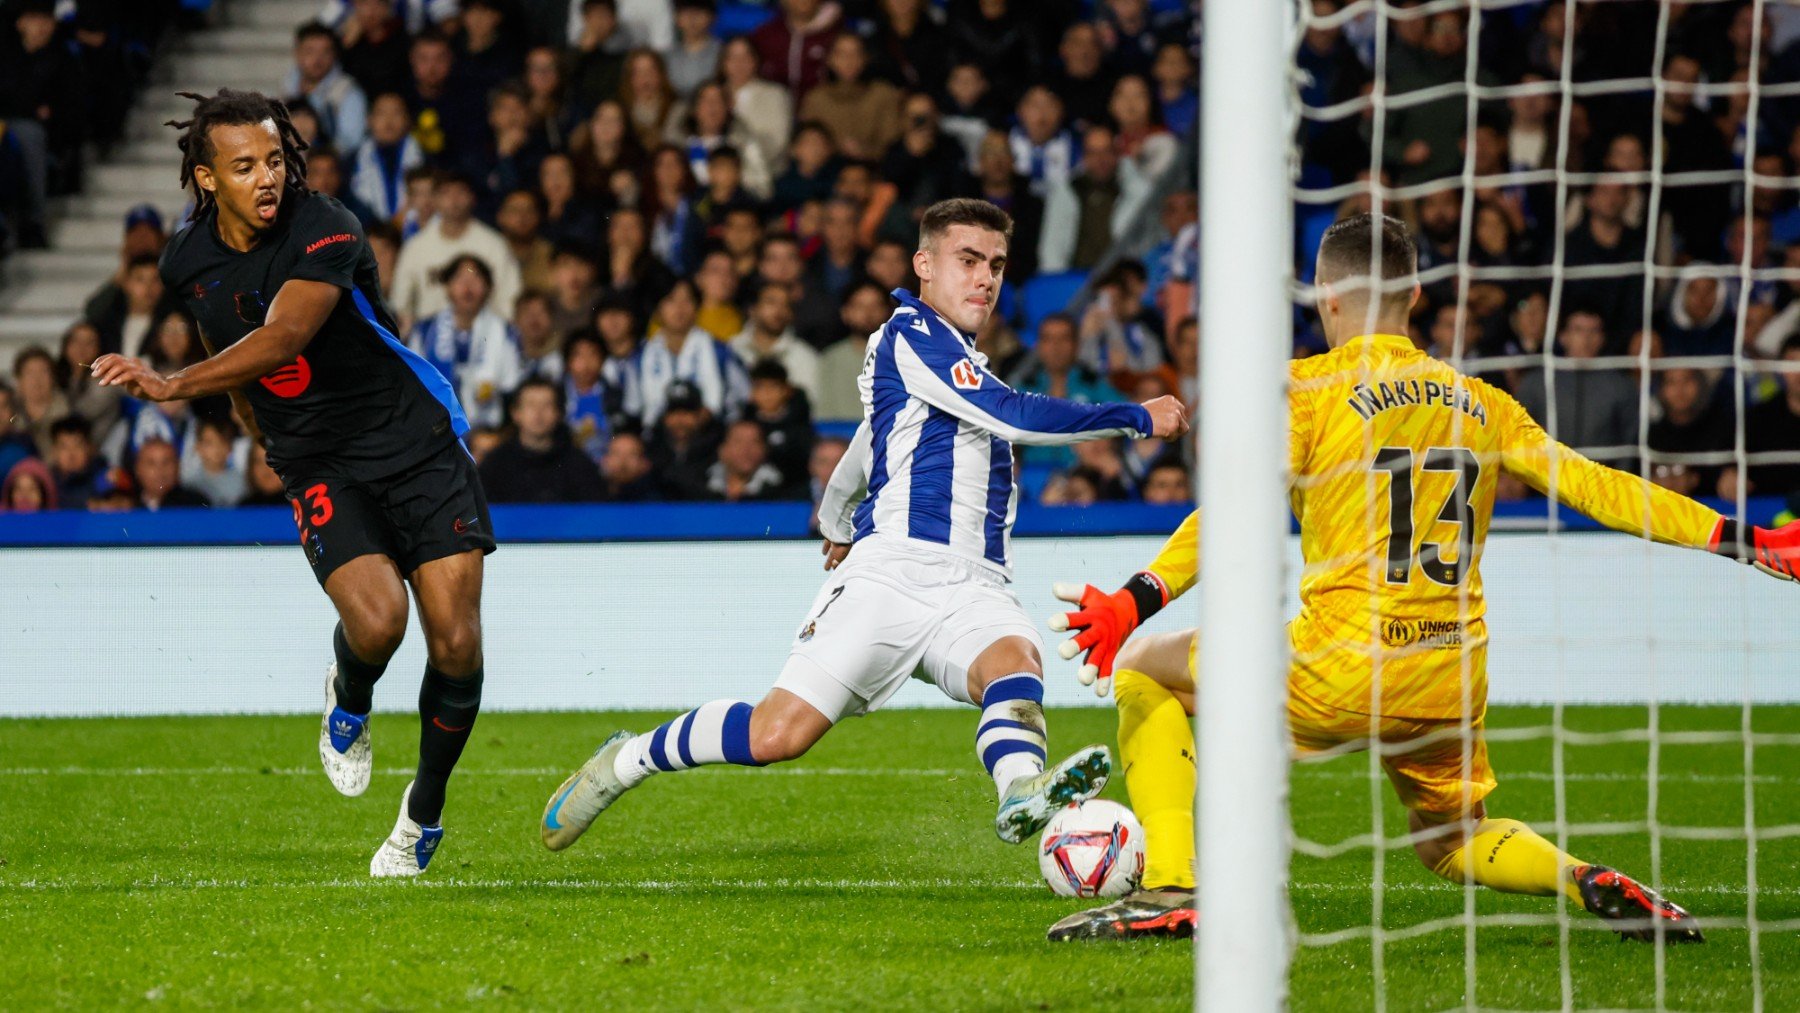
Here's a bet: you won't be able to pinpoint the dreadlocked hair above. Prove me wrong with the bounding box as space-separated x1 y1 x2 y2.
166 89 310 223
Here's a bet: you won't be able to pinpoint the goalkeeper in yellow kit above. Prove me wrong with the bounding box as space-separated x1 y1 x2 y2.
1045 213 1800 942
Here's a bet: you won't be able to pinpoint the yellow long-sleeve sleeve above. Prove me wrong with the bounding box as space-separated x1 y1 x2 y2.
1143 508 1200 601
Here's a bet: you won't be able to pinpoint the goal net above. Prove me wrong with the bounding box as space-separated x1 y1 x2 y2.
1200 2 1800 1009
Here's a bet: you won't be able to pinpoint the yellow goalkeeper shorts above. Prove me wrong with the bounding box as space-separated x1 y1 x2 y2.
1184 633 1497 819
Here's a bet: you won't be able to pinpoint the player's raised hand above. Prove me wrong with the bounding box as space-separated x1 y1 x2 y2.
1711 518 1800 581
90 354 176 402
1048 582 1140 697
821 538 851 571
1141 395 1190 441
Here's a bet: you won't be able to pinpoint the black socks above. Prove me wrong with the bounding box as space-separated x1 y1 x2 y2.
409 664 483 827
332 622 389 715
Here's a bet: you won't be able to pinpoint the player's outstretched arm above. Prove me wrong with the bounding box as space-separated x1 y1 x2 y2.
91 279 340 402
192 325 264 445
817 420 873 570
891 316 1188 445
1050 509 1201 696
1497 393 1800 580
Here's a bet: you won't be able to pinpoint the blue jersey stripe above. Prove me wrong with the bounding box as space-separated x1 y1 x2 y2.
351 288 470 438
852 325 901 541
984 436 1012 564
907 406 957 545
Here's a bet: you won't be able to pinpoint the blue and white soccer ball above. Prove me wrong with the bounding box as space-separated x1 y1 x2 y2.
1038 799 1146 898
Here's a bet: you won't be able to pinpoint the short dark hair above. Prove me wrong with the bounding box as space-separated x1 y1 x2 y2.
126 252 161 272
50 415 93 441
1315 212 1418 308
198 415 240 441
919 198 1013 251
12 345 54 377
749 359 791 385
707 143 742 164
436 253 494 288
365 219 402 247
1038 311 1077 337
512 375 563 412
294 21 337 48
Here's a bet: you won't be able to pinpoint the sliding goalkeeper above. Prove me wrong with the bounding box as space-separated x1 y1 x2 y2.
1045 212 1800 942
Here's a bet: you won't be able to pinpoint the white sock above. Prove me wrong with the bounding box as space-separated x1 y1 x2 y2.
612 700 763 789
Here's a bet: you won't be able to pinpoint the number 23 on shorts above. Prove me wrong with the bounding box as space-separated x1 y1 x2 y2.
290 482 335 540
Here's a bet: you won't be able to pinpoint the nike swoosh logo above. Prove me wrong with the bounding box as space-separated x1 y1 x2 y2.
544 781 576 831
432 717 469 732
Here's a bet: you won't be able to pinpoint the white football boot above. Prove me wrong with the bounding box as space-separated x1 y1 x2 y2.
995 744 1112 844
370 781 444 878
319 663 372 797
541 730 634 851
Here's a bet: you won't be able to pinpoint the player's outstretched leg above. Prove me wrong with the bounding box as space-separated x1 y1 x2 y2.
319 622 388 797
1049 649 1199 940
1423 813 1703 944
542 693 829 851
971 666 1110 844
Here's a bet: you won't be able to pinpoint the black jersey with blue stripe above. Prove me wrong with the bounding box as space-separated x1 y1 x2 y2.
160 190 468 479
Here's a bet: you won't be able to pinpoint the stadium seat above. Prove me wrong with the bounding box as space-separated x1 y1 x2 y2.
716 3 776 38
1020 270 1089 347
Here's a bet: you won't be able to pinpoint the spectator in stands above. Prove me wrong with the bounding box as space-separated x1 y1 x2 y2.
732 285 821 407
1563 182 1648 345
1140 457 1193 506
708 418 800 501
673 81 775 203
1664 267 1735 359
694 248 746 339
1040 124 1152 273
1040 466 1102 506
1383 10 1491 186
600 430 658 501
1660 53 1734 259
878 93 972 234
47 415 100 507
719 35 794 174
539 153 605 252
799 32 901 163
594 297 645 428
1 456 54 513
474 83 550 209
1150 41 1197 140
1168 315 1198 412
496 190 553 294
548 243 602 337
562 330 613 462
182 417 246 508
567 0 627 114
772 121 840 214
1012 313 1122 468
479 377 605 503
1516 310 1639 460
350 93 424 223
945 0 1041 108
1721 335 1800 499
620 48 677 151
514 291 562 381
405 29 486 160
305 147 377 227
0 0 78 249
1079 261 1166 387
0 384 31 478
810 282 885 423
693 145 759 236
286 22 368 152
665 0 720 98
940 61 1002 167
1044 21 1115 130
55 321 122 437
748 232 833 348
862 236 916 294
336 0 413 99
866 0 948 94
642 279 748 427
522 45 580 152
1723 215 1781 312
751 0 840 99
408 254 523 429
746 359 814 488
1009 85 1079 197
808 434 848 509
390 172 521 328
399 164 440 240
133 438 208 511
648 378 723 499
598 206 675 323
12 346 67 458
366 219 403 295
805 198 864 304
85 466 138 512
1647 367 1734 498
454 0 522 101
964 129 1043 283
240 443 289 507
92 253 172 359
84 206 168 335
1108 73 1176 181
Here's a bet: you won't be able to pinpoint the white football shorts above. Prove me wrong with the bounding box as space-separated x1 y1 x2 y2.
772 536 1044 723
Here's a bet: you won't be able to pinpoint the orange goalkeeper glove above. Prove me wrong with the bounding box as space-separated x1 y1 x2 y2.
1709 518 1800 580
1048 572 1171 697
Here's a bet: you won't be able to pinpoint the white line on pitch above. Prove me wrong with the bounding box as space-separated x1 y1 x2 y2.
0 876 1044 892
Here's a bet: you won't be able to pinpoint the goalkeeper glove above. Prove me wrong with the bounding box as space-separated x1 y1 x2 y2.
1048 572 1170 697
1709 518 1800 581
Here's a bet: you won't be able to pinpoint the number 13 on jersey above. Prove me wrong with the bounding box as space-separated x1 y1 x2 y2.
1371 446 1479 586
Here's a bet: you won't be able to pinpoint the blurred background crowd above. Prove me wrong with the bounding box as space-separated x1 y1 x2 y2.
2 0 1797 523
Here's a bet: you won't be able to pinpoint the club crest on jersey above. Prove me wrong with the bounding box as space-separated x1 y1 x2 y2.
260 355 312 398
234 289 267 324
951 358 983 390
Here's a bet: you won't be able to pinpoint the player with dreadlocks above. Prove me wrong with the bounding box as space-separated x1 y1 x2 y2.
92 89 496 877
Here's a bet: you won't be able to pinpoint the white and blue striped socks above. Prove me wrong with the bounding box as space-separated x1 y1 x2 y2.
978 673 1048 799
613 700 764 788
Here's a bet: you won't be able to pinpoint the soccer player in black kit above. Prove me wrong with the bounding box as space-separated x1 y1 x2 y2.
91 90 492 877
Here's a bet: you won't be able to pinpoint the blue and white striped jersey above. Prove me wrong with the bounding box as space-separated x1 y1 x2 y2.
819 289 1152 577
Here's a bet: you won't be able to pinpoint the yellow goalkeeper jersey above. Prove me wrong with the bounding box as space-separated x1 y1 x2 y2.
1144 332 1724 720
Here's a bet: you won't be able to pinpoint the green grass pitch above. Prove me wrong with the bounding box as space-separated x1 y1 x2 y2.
1 705 1794 1010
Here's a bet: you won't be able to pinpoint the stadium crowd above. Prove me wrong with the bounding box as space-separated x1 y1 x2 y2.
2 0 1797 520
